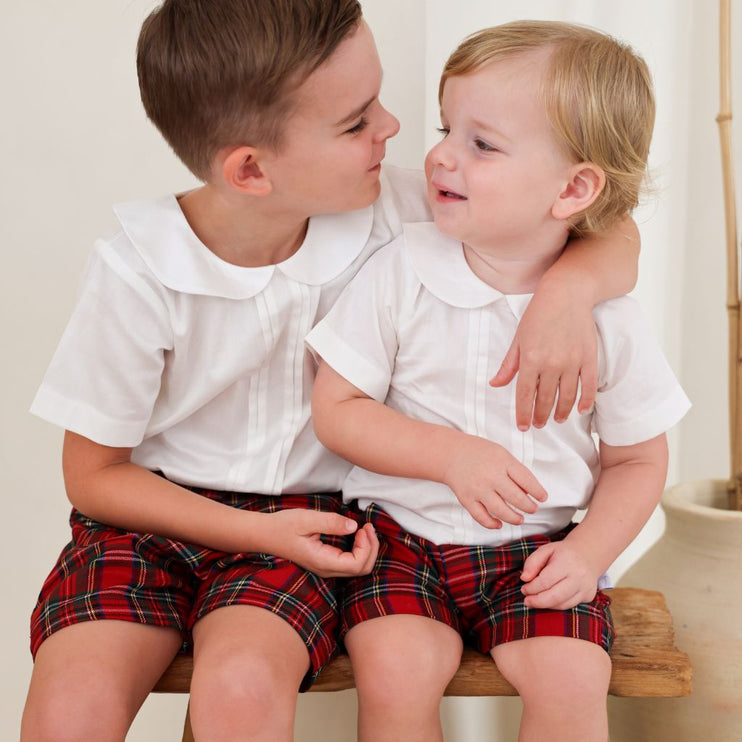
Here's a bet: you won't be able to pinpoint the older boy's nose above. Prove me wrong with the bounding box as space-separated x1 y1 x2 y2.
376 104 400 141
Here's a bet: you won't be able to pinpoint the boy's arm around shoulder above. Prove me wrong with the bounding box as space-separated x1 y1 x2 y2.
520 434 668 610
62 431 378 578
492 215 640 429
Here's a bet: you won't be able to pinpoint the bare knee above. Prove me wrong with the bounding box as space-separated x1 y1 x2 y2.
189 607 310 740
493 637 611 708
193 647 302 714
347 616 463 711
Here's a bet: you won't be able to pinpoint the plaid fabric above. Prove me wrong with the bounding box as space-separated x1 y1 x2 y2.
342 504 614 654
30 490 349 689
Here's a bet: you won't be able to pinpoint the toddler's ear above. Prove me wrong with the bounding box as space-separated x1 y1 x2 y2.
551 162 605 221
220 146 273 196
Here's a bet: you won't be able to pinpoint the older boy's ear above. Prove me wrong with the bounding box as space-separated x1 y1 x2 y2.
552 163 605 220
220 146 273 196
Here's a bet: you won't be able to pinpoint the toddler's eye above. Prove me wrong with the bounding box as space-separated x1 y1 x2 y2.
436 126 450 138
345 117 368 135
475 138 497 152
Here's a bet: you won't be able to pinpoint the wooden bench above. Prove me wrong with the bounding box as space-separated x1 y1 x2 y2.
152 587 691 741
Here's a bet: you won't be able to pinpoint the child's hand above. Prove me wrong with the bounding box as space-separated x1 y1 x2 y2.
489 289 598 431
443 436 547 529
519 540 602 610
266 509 379 578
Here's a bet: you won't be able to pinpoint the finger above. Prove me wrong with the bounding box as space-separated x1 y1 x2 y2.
469 502 504 530
491 478 539 515
524 582 580 610
531 371 559 428
553 372 580 423
309 542 364 578
520 544 553 583
345 525 381 576
514 368 538 431
358 524 380 573
477 494 524 526
577 357 598 414
490 344 520 387
307 511 358 537
521 558 564 596
522 572 568 603
507 464 547 502
315 533 376 577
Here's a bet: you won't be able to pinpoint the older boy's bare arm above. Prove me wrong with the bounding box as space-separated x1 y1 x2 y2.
520 433 667 610
492 215 640 430
62 431 378 578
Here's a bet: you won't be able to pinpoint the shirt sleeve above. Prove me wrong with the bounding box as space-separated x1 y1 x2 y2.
592 296 691 446
306 239 407 402
30 238 173 447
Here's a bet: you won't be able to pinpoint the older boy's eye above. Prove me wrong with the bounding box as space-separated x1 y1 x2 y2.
345 117 368 135
475 138 497 152
436 126 450 137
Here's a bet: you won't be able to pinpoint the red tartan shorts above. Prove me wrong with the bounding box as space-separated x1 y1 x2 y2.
30 489 350 689
341 504 615 655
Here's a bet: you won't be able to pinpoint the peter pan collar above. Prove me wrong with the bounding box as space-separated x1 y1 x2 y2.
404 222 532 319
113 194 374 299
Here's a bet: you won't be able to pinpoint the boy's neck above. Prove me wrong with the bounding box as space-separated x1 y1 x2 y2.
462 237 567 295
178 185 309 268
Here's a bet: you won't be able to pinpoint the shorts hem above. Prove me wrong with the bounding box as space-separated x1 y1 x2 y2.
30 612 186 659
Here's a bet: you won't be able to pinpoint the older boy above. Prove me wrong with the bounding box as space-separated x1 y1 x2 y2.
310 20 689 742
23 4 639 741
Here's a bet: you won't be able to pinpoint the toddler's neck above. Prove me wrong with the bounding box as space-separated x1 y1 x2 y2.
463 241 565 295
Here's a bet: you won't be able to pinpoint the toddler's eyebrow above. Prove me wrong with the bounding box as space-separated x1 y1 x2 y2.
471 117 510 143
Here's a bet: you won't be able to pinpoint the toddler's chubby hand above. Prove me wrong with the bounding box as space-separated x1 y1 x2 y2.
266 509 379 578
443 435 547 529
519 539 602 610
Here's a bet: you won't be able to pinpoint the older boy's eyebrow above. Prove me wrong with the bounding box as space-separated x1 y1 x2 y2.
335 95 377 127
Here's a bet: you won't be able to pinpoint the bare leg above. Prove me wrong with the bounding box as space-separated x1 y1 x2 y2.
492 636 611 742
345 615 463 742
189 605 310 742
21 621 183 742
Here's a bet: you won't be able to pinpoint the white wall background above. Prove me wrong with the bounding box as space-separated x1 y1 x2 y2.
1 1 737 739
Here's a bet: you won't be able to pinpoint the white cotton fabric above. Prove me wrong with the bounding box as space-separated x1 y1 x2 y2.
30 166 429 494
306 222 691 546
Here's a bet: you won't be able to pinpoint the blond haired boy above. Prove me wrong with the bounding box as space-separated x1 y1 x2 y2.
310 20 689 741
23 5 640 741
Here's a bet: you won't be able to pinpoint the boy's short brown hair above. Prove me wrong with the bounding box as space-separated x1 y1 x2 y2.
137 0 362 180
440 20 655 236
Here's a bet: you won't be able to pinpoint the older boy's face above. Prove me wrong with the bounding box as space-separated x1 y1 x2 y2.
425 50 573 257
262 21 399 216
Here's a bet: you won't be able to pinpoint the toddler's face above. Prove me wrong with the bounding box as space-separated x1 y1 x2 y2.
425 49 573 258
261 21 400 218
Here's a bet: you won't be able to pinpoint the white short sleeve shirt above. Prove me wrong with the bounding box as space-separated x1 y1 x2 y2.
30 166 429 494
306 222 691 546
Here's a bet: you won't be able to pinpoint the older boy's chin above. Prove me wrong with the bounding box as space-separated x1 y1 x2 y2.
347 178 382 211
